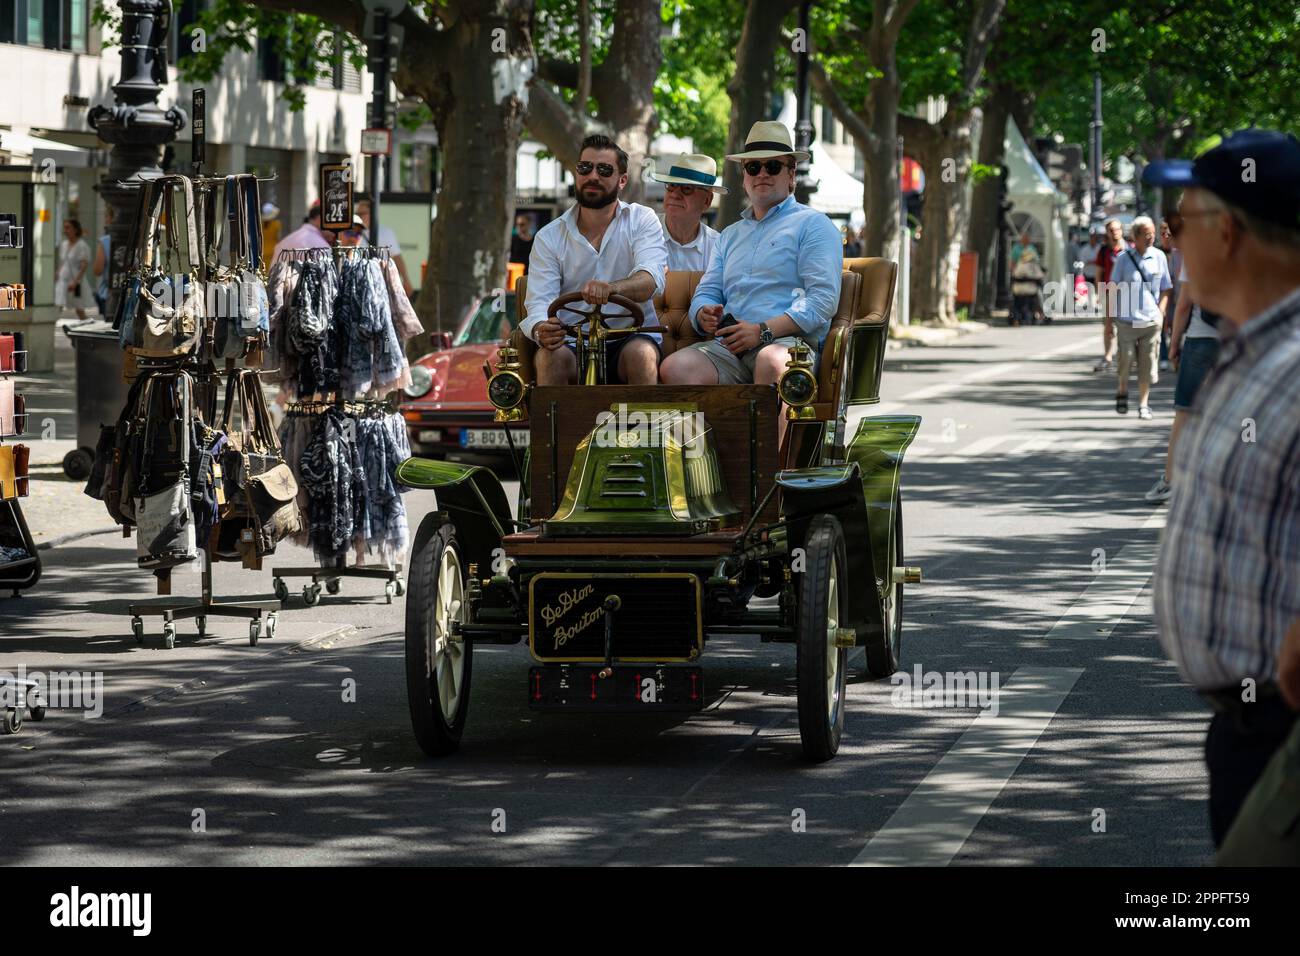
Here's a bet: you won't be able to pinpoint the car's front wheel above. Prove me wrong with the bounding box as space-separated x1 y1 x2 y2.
796 514 849 762
405 515 473 756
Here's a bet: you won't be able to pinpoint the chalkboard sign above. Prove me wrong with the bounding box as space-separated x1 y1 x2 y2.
191 89 205 175
319 163 353 232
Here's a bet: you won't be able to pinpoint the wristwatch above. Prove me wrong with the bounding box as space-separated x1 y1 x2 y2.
758 322 775 346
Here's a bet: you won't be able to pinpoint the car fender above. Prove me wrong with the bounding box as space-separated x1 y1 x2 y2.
776 463 884 645
846 413 921 599
396 457 513 574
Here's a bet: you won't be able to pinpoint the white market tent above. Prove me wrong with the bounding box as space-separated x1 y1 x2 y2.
1003 116 1069 289
807 140 866 228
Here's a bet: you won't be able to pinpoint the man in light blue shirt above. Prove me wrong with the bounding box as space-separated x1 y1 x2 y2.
659 121 843 397
1107 215 1172 418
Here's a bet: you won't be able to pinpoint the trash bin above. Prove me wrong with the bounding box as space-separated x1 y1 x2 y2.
61 319 130 480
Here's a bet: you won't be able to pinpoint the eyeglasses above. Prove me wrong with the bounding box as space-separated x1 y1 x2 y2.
665 183 701 196
576 161 617 178
1166 210 1223 238
744 159 793 177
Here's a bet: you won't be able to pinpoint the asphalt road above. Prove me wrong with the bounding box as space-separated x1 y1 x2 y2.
0 315 1213 865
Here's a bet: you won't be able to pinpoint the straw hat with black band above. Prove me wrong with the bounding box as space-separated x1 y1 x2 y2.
652 153 729 194
725 121 809 163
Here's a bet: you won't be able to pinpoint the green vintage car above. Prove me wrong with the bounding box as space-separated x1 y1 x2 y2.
397 259 921 761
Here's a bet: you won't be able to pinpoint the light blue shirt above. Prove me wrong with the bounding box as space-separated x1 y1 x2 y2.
1108 244 1172 327
688 193 843 346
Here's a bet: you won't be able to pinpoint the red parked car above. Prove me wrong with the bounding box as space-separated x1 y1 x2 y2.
400 291 529 461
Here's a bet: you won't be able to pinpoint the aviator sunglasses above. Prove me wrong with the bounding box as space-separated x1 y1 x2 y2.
576 160 617 178
744 159 793 176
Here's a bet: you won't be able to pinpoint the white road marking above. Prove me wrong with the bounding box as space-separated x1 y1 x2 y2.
1047 509 1166 640
850 666 1084 867
869 334 1097 416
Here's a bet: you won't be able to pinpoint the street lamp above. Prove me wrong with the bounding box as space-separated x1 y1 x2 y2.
87 0 187 328
793 0 816 204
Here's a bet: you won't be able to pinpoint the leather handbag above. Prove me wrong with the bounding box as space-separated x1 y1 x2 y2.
0 445 15 499
0 378 13 436
128 175 206 359
0 332 14 374
133 369 198 569
12 443 27 497
206 174 269 360
214 369 299 564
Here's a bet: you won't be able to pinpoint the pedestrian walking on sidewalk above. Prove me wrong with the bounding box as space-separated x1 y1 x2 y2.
1145 128 1300 850
1144 244 1221 503
1010 247 1045 326
55 219 96 320
1093 218 1128 371
1107 216 1171 418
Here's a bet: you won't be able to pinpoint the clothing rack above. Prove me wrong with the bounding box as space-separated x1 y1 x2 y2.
270 245 407 607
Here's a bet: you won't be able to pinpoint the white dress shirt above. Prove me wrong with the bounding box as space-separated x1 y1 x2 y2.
522 200 667 341
662 219 719 273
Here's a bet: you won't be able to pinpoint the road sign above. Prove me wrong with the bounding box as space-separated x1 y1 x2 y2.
361 128 392 156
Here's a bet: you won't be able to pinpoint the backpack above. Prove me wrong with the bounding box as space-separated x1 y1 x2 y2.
125 176 206 359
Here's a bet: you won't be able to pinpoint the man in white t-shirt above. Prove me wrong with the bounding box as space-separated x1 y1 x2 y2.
651 153 726 272
1107 215 1172 418
523 134 667 385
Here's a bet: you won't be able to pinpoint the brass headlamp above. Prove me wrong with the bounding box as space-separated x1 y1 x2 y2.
778 342 818 419
488 346 529 422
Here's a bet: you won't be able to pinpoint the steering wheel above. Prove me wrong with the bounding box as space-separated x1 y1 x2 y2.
547 291 645 338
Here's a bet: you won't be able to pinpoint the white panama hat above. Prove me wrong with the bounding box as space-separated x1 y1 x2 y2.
725 121 809 163
651 153 729 194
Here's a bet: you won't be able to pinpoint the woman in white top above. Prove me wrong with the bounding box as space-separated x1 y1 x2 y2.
56 219 97 319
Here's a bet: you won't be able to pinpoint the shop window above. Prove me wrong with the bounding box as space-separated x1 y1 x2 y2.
257 32 284 82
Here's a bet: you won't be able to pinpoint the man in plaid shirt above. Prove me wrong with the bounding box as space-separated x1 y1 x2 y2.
1145 129 1300 849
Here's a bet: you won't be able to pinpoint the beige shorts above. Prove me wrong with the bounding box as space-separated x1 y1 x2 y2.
685 335 818 385
1115 321 1160 389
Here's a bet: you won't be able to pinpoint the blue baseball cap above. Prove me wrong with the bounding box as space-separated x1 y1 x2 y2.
1143 128 1300 232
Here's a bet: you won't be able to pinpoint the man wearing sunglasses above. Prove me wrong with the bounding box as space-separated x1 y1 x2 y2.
651 153 727 271
522 134 667 385
1143 129 1300 857
659 121 841 406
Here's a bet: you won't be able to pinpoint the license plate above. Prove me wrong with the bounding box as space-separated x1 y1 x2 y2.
418 429 443 443
528 665 704 712
461 427 529 448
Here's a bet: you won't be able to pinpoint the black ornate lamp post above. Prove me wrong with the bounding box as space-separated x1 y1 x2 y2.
87 0 187 325
793 0 816 205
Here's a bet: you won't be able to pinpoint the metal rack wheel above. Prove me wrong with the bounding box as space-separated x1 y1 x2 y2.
326 578 341 595
274 578 290 602
2 708 21 735
132 616 145 644
303 584 321 607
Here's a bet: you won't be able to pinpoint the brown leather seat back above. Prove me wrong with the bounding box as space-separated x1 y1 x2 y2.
658 270 706 357
842 257 898 327
817 269 863 402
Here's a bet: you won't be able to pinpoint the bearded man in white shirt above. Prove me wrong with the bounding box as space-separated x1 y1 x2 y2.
522 134 668 385
652 153 726 272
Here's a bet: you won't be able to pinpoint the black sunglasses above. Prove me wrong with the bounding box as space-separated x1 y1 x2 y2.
576 160 617 178
744 159 793 176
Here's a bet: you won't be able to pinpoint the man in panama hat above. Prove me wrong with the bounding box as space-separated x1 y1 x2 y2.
660 121 841 421
652 152 727 272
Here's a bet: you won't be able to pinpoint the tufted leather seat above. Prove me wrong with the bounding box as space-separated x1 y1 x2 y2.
508 259 897 400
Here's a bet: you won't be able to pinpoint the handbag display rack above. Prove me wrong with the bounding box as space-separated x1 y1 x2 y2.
111 173 284 649
270 243 407 607
0 208 39 603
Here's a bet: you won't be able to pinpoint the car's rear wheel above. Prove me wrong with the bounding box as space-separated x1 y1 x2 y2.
796 514 849 762
866 493 905 678
406 515 473 756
